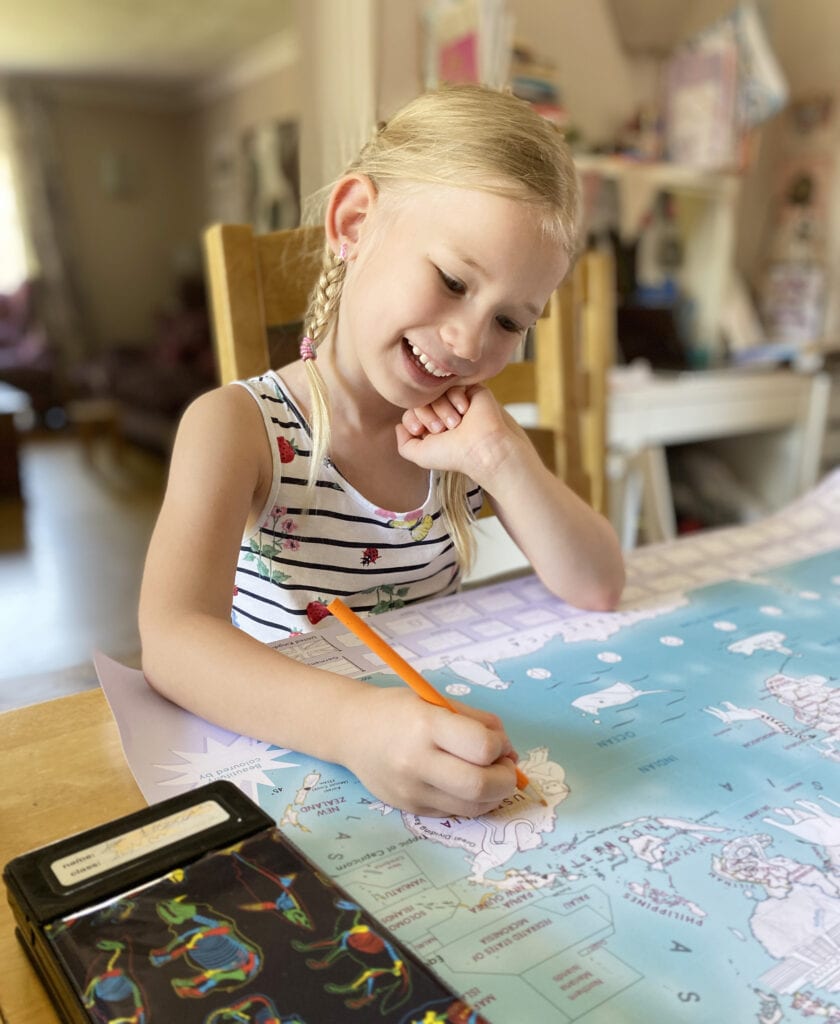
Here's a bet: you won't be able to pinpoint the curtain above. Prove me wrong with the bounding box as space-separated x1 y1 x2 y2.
1 79 91 368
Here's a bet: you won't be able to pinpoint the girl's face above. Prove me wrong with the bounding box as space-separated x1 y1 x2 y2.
336 183 569 412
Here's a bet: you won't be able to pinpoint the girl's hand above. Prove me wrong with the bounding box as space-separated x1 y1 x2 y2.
401 385 471 437
397 384 525 483
341 685 520 817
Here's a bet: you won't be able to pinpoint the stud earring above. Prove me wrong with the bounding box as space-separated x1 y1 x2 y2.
339 242 348 261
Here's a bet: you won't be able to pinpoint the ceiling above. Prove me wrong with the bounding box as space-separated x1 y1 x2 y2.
0 0 297 85
2 0 693 87
606 0 691 55
3 0 835 101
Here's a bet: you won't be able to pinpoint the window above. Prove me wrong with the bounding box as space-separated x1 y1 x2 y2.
0 102 29 293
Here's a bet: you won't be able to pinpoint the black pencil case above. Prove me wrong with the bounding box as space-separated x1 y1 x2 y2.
4 780 486 1023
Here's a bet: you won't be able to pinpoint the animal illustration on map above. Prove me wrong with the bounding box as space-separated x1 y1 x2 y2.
231 847 315 930
764 797 840 870
703 701 794 735
82 939 147 1024
149 896 262 997
291 898 411 1011
571 681 665 715
444 657 509 691
205 994 305 1023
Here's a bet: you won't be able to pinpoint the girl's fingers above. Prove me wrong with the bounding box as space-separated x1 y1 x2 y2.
409 404 445 433
401 410 426 436
403 387 472 437
416 750 518 817
444 385 470 415
430 395 462 429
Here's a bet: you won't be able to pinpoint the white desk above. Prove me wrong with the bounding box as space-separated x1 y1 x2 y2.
504 367 830 551
609 367 831 546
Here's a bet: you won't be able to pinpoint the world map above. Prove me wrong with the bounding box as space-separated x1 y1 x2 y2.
98 471 840 1023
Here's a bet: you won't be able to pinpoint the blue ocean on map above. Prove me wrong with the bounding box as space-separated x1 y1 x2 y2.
251 549 840 1024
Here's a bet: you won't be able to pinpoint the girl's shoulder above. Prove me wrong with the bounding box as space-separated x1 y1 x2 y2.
182 380 265 433
168 383 277 526
234 369 307 419
173 383 270 475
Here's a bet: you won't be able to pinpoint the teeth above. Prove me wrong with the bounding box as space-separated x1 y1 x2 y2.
410 343 451 378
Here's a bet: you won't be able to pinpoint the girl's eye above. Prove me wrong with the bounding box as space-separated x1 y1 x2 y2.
438 269 465 294
496 315 524 334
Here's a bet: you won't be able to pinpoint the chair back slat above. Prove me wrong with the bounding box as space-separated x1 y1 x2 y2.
486 247 614 514
256 225 325 325
204 223 325 385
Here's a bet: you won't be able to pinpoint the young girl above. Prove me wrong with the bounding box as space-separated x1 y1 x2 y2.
139 85 625 819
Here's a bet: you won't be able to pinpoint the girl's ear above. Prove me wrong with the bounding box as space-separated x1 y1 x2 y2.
325 174 377 258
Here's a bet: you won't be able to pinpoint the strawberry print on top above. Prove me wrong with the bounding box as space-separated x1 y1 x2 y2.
278 437 298 463
306 600 330 624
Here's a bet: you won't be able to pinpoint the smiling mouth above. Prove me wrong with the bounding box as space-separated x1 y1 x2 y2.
405 340 454 379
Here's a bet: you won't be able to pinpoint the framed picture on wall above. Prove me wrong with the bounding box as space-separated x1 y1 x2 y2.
242 120 300 232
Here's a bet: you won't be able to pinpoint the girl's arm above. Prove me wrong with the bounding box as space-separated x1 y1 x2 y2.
139 386 519 817
397 385 625 610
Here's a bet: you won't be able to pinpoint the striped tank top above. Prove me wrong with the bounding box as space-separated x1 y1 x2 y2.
232 371 483 642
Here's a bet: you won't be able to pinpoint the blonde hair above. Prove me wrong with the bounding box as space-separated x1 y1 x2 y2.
301 84 581 569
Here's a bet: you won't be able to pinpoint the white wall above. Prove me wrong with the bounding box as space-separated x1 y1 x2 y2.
510 0 651 148
47 0 840 351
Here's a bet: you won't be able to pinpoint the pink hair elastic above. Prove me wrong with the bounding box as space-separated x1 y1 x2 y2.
300 337 317 362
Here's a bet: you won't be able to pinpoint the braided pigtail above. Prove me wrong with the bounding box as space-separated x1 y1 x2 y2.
301 243 347 495
440 469 477 571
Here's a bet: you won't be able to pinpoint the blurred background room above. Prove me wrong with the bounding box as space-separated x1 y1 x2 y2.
2 0 840 708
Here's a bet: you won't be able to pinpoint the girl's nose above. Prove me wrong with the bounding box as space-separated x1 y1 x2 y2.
440 317 483 363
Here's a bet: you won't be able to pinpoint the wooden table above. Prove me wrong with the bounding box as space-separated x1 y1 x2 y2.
0 689 144 1023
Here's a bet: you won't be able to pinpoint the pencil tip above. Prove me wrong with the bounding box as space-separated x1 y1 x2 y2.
523 781 546 806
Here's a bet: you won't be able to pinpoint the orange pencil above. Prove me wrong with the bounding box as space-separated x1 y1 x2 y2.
328 597 545 805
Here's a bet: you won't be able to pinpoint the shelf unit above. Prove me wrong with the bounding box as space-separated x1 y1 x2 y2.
574 154 741 360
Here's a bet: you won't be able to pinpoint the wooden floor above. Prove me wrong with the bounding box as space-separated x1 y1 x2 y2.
0 433 167 710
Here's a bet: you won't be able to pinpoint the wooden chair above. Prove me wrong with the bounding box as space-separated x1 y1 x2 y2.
203 222 326 385
484 246 615 517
